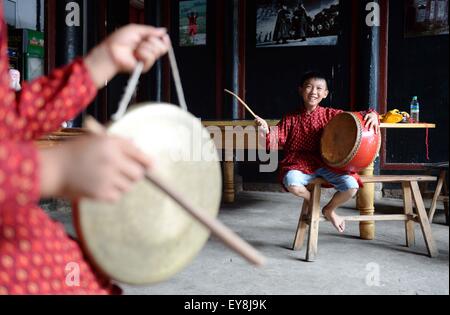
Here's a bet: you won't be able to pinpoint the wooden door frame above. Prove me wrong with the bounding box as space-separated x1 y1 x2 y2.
378 0 428 170
44 0 56 75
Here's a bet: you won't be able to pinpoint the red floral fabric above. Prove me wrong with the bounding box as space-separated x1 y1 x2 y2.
0 3 116 295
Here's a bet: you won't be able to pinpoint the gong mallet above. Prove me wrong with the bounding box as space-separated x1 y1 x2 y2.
84 116 266 267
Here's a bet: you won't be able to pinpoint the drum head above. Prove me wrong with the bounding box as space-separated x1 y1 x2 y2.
321 113 360 167
74 104 222 285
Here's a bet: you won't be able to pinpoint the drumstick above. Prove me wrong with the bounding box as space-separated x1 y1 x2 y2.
224 89 269 134
224 89 258 119
84 116 266 267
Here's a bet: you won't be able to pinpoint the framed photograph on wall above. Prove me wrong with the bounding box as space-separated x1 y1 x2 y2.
179 0 207 47
405 0 449 37
256 0 340 48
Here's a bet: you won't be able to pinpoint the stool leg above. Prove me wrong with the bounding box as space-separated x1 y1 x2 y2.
402 182 415 248
293 201 309 251
428 170 445 223
410 181 439 258
306 184 322 262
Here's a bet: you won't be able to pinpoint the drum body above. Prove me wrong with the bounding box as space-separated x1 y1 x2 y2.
73 103 222 285
321 112 381 173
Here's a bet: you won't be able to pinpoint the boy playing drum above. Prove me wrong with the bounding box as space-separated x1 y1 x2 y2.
255 72 379 233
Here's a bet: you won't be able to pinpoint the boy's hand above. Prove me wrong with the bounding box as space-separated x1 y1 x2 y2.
84 24 170 88
364 112 380 135
40 135 152 203
255 116 269 135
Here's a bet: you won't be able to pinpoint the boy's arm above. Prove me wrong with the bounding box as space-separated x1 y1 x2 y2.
362 109 380 134
265 116 291 151
0 19 95 141
0 25 169 143
0 142 40 211
0 133 153 213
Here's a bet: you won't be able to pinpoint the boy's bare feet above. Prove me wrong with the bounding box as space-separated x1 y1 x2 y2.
322 207 346 233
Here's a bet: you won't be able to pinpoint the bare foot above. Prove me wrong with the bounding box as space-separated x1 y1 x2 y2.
323 208 346 233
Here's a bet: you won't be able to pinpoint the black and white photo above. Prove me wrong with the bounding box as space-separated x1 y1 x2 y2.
256 0 340 47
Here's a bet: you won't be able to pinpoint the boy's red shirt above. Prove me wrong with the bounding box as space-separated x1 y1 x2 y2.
267 106 378 189
0 3 117 295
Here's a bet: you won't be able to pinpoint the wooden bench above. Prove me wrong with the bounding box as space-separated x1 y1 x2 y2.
292 175 438 262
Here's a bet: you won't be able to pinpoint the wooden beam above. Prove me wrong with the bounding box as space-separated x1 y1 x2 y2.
215 0 225 119
238 0 247 120
97 0 108 123
44 0 56 75
161 0 171 104
303 215 417 224
360 175 437 183
349 0 360 111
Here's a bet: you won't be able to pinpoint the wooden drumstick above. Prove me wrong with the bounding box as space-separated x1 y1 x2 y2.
224 89 269 134
84 116 266 267
225 89 258 119
224 89 258 119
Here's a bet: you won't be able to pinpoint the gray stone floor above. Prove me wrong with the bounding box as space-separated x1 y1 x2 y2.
47 191 449 295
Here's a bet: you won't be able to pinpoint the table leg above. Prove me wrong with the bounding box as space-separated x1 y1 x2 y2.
223 161 235 203
357 163 375 240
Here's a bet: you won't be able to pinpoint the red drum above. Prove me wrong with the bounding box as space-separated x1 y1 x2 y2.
321 112 381 173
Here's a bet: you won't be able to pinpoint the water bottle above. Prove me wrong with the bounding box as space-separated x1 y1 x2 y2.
410 96 420 123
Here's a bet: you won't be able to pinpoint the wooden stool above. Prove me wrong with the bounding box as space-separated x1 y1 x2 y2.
292 176 439 262
424 163 449 225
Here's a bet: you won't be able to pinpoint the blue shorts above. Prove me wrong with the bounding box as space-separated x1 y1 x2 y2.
283 168 359 192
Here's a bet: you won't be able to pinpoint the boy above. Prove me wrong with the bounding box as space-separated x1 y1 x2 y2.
1 1 170 295
255 72 379 233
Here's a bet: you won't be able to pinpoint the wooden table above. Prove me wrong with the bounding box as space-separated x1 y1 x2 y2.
37 122 435 241
203 121 436 240
36 128 88 148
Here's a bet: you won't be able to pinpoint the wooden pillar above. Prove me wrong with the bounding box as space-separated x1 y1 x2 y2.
223 161 235 203
357 163 375 240
55 0 84 67
161 0 172 104
55 0 84 127
85 0 108 123
223 129 235 203
141 0 163 103
44 0 56 75
36 0 42 31
357 0 380 113
353 0 387 240
105 0 129 119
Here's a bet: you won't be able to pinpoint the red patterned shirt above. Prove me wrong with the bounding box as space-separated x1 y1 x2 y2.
0 4 116 295
267 106 376 188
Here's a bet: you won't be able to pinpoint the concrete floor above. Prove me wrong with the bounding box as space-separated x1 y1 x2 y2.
49 191 449 295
